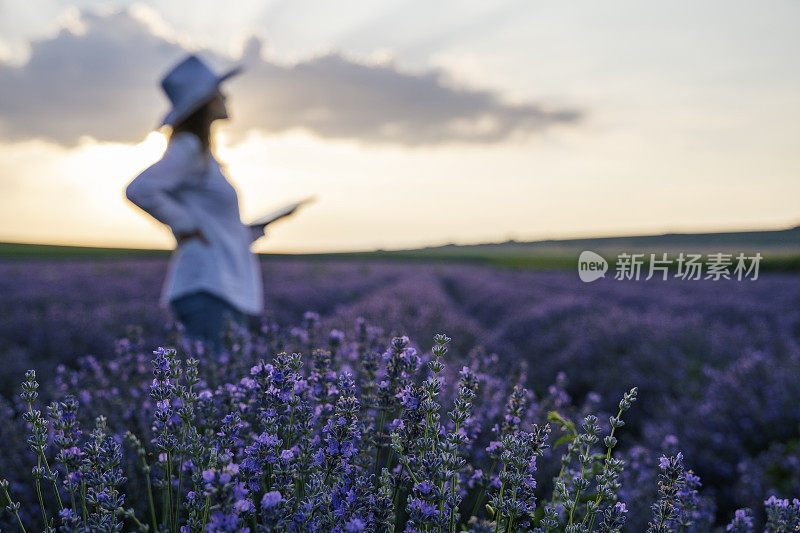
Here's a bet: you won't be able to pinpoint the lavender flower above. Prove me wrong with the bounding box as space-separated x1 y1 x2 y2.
2 303 798 532
726 508 754 532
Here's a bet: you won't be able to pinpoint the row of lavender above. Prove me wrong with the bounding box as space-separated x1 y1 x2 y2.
0 257 799 529
2 318 797 531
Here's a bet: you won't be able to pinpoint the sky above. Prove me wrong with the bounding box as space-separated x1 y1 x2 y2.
0 0 798 253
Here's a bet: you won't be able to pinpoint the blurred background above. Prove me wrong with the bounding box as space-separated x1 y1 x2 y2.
1 0 798 254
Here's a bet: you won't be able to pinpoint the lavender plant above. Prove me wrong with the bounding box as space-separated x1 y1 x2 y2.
3 260 800 522
2 318 798 532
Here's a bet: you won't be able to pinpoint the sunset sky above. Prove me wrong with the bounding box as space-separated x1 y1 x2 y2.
1 0 798 253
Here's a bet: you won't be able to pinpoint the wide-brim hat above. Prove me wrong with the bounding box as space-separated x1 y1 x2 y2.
159 54 243 128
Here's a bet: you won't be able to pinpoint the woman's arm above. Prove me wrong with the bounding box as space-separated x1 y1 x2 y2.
125 133 205 237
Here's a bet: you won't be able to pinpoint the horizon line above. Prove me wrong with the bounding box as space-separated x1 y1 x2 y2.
1 220 798 255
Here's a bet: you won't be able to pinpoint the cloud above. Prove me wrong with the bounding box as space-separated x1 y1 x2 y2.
0 10 186 145
0 8 581 147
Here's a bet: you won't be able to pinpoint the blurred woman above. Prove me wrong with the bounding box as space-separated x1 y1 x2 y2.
125 54 266 355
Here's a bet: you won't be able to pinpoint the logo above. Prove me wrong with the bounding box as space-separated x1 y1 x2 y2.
578 250 608 282
577 251 761 282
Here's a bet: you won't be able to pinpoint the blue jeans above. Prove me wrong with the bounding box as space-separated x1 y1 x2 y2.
170 291 248 355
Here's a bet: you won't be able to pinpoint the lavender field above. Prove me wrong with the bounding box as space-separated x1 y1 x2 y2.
0 257 799 531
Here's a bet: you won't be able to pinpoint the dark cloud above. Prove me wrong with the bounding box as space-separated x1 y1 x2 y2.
0 9 581 147
0 11 186 145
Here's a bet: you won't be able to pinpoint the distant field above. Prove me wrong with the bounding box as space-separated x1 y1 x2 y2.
1 240 798 271
1 255 799 529
0 242 171 258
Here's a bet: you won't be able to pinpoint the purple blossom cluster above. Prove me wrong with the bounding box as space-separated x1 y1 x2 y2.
0 316 795 531
0 257 799 530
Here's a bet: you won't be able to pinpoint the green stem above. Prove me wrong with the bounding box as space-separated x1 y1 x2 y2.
567 442 591 527
2 480 29 533
141 461 158 533
493 464 507 533
161 475 167 530
80 478 88 527
34 457 48 528
161 415 173 532
298 451 308 501
110 501 118 531
374 408 387 478
121 507 147 530
64 463 79 521
431 365 441 450
42 455 64 512
448 421 460 533
267 464 273 491
505 486 518 532
175 383 195 528
470 458 497 520
201 494 211 532
383 450 396 474
27 404 64 512
399 456 420 485
287 385 297 439
389 461 407 519
585 406 625 531
175 449 186 526
549 442 576 512
169 451 176 533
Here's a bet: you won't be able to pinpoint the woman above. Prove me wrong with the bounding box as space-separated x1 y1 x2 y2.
125 54 266 355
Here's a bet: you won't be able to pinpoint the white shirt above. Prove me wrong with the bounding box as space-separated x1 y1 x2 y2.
126 131 264 315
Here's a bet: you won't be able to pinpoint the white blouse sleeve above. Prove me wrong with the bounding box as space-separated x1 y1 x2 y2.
125 133 204 236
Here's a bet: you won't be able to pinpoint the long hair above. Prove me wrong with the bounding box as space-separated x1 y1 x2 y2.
169 100 214 154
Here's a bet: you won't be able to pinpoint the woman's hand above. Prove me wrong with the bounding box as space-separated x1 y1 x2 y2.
176 229 209 245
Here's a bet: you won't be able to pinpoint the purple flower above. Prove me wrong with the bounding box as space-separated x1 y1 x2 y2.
261 490 282 509
234 498 254 513
397 385 420 410
415 480 435 495
345 517 365 532
486 440 502 454
206 510 238 531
